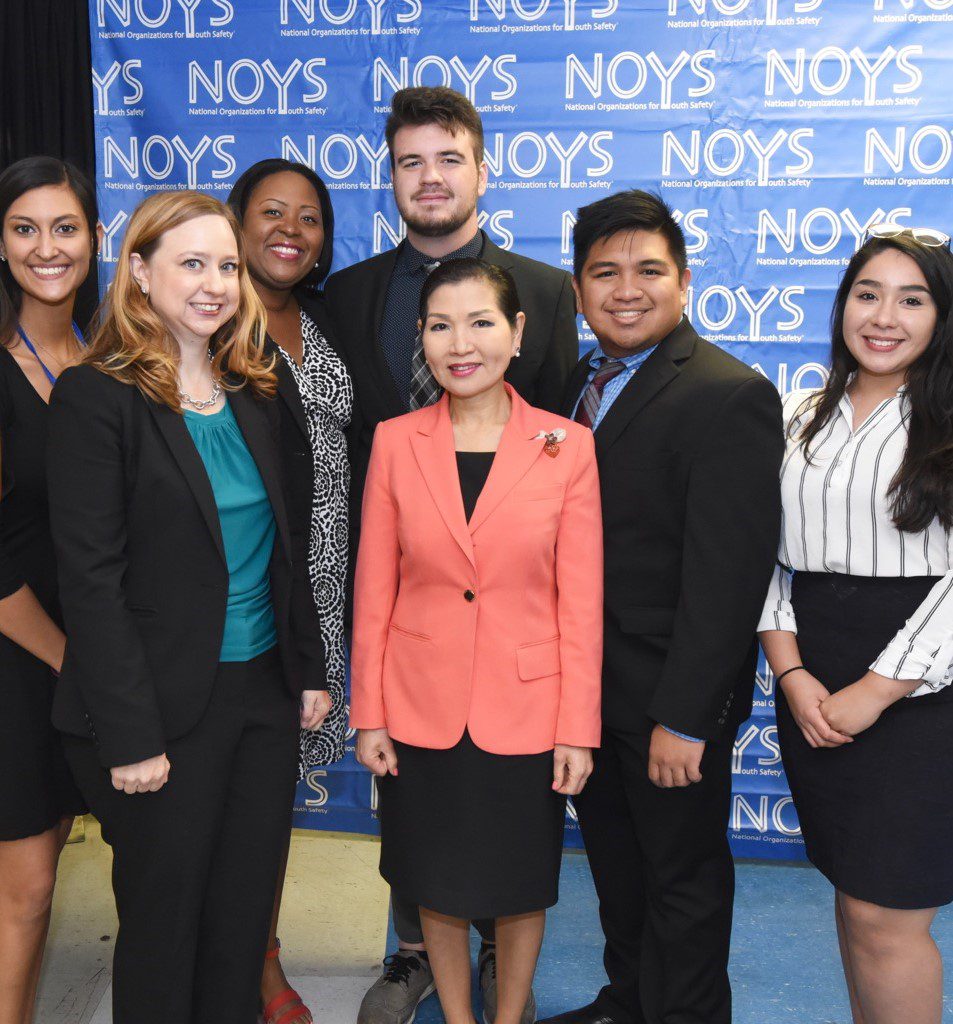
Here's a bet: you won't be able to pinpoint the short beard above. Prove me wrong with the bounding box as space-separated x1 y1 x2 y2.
398 195 478 240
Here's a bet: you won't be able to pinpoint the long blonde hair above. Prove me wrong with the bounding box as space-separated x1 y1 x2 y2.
85 190 275 409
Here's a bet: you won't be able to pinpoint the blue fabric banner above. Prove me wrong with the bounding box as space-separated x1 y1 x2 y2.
88 0 953 859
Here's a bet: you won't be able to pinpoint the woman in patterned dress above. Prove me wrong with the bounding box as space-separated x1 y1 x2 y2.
229 159 354 1024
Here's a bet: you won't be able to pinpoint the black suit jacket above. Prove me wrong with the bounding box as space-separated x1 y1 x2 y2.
47 364 327 768
563 319 784 741
324 233 579 519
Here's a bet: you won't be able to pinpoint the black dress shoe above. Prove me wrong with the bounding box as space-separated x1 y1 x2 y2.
537 1003 621 1024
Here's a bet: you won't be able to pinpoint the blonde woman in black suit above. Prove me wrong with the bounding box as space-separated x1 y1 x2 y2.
48 190 328 1024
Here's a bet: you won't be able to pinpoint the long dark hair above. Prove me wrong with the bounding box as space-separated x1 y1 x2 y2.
799 234 953 532
227 158 334 286
0 157 99 346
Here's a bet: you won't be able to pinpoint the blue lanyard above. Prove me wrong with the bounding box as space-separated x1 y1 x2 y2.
15 322 85 387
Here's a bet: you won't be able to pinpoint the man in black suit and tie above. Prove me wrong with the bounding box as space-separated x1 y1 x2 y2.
325 85 578 1024
326 86 578 535
540 191 784 1024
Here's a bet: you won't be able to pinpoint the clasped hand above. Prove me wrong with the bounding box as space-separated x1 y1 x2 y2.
108 690 331 797
356 728 399 776
818 672 908 738
784 669 911 746
648 724 705 788
301 689 332 731
552 744 593 796
110 753 171 794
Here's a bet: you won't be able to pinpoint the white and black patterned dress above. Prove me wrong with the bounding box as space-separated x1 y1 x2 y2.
278 311 352 773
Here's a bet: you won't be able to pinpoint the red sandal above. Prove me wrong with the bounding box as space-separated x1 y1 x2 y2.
261 940 313 1024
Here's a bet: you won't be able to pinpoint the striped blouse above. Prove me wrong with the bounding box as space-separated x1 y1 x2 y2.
758 387 953 697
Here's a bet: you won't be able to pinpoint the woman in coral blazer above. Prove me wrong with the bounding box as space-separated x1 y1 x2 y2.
351 257 602 1024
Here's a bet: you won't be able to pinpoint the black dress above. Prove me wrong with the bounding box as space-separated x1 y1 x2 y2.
778 572 953 910
0 347 84 840
377 451 567 920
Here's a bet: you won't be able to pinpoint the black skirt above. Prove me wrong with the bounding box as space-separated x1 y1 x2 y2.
378 730 566 919
779 571 953 910
0 635 86 840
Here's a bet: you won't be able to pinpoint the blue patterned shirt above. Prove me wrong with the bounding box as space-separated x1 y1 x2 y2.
571 344 656 429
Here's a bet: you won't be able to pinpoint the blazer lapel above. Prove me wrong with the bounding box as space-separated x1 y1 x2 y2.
266 337 309 441
562 354 593 418
410 396 475 568
229 387 293 563
369 247 405 420
296 287 344 364
480 236 514 274
145 400 227 565
593 320 697 457
468 387 545 535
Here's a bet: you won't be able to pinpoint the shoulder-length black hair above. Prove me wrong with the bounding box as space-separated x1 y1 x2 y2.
226 158 334 287
0 156 99 346
799 233 953 532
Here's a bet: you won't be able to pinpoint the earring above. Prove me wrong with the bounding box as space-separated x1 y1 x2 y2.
514 348 521 358
140 283 148 295
0 255 6 262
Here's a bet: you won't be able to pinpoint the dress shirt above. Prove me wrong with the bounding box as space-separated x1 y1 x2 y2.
571 342 656 428
575 337 702 743
379 231 485 409
759 387 953 696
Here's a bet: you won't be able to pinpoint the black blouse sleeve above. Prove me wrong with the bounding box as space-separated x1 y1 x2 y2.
0 357 25 600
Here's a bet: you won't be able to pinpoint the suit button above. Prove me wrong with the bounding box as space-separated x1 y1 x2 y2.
464 589 476 602
717 716 727 725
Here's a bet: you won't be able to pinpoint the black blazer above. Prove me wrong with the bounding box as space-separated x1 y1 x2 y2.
562 319 784 741
324 233 579 517
267 286 360 566
47 364 327 769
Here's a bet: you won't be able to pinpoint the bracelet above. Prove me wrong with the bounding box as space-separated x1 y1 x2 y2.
775 665 806 684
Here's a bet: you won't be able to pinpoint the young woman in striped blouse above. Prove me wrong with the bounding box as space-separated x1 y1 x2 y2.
759 227 953 1024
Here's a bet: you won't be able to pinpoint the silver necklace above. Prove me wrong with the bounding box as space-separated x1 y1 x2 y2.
178 353 223 411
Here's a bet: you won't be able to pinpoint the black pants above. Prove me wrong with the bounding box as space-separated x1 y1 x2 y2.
392 891 495 945
64 648 299 1024
574 727 734 1024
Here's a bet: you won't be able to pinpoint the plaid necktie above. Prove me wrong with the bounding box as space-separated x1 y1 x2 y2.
574 358 626 429
408 260 443 411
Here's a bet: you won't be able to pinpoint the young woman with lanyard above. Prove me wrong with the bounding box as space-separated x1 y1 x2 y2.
0 156 99 1024
759 227 953 1024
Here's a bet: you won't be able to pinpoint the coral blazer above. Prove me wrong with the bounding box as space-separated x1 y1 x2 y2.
350 385 603 755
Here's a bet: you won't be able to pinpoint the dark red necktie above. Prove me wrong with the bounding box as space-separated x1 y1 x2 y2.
574 358 626 430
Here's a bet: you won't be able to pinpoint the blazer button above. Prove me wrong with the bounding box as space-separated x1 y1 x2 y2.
464 589 476 602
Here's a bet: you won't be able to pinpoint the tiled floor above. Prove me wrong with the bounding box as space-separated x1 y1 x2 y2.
38 820 389 1024
39 823 953 1023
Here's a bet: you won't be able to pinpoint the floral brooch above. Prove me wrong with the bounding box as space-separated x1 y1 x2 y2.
534 428 567 458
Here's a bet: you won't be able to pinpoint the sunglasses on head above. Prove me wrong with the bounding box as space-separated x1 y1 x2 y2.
865 223 951 248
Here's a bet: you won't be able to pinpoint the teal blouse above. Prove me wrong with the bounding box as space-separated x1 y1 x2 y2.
183 401 278 661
